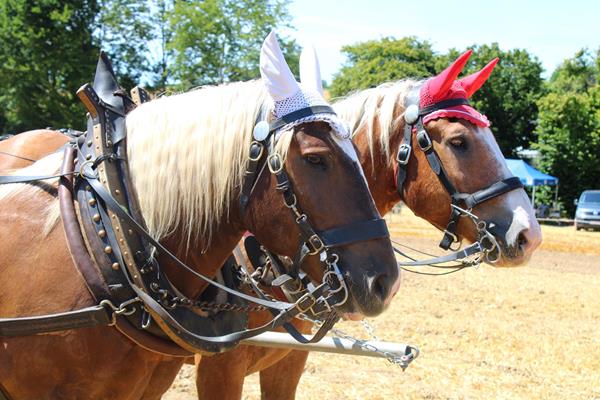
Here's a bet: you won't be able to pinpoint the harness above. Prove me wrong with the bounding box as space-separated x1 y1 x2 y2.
395 87 523 253
0 53 389 355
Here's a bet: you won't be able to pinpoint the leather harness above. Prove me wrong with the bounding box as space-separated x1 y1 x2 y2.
395 87 524 251
0 53 391 354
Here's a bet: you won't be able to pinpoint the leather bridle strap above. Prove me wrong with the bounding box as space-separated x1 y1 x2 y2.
453 176 523 209
268 105 336 133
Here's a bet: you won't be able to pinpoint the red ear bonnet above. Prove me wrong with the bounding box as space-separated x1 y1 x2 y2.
419 51 498 127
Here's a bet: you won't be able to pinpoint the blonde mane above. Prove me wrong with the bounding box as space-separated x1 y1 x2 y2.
126 80 292 247
333 79 421 164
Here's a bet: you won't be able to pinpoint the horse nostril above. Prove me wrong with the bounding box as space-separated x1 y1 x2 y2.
517 231 528 251
370 273 389 301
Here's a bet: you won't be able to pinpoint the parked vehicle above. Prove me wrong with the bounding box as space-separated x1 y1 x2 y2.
574 190 600 230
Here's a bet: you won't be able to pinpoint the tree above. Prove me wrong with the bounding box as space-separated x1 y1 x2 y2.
329 37 438 97
94 0 155 89
533 51 600 215
0 0 99 133
166 0 299 89
460 44 545 157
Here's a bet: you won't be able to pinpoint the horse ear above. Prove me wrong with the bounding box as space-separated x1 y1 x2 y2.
299 44 323 95
458 58 499 97
427 50 472 100
260 31 300 101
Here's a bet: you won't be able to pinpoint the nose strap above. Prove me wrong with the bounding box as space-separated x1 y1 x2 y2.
318 218 389 248
453 177 524 209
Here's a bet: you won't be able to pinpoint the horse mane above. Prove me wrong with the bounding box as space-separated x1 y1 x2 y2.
333 79 421 165
126 80 291 248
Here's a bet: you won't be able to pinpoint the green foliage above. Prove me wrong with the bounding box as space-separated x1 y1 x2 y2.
94 0 154 89
533 52 600 215
329 37 438 97
166 0 298 89
330 40 544 157
462 44 545 157
0 0 99 133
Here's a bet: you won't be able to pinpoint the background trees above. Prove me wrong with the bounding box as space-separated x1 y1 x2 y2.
534 50 600 214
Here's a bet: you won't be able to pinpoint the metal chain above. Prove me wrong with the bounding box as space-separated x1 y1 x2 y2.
331 325 414 369
191 299 266 313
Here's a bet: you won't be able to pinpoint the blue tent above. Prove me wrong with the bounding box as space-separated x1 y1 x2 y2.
506 158 559 207
505 159 558 186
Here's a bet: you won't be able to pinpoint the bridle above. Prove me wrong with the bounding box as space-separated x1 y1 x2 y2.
395 87 524 261
238 105 391 319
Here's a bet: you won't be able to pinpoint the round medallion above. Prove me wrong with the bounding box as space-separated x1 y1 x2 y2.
404 104 419 125
253 121 270 141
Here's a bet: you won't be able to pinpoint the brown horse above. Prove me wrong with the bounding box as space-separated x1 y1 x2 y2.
0 39 400 399
0 129 69 170
192 51 542 400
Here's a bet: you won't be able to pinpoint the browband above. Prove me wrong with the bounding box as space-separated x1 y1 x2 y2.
418 98 470 116
269 105 337 133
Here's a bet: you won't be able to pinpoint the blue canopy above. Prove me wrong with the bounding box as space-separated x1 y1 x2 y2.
506 159 558 186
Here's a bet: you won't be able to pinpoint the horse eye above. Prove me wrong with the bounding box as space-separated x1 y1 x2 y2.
449 137 468 150
305 154 324 165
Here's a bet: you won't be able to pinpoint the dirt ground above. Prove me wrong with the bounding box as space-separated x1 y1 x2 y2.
164 210 600 400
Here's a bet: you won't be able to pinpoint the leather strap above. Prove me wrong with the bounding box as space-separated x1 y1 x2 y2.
318 218 389 247
454 177 524 209
0 305 112 336
269 105 336 133
418 98 470 116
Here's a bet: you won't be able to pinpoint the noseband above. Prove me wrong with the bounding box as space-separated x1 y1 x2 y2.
395 90 524 253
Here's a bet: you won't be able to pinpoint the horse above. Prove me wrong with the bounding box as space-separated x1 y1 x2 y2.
192 50 542 400
0 33 400 399
0 129 69 170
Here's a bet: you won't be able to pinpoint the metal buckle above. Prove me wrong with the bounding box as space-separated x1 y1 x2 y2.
396 143 412 165
416 131 432 151
248 141 264 161
268 153 284 174
295 292 317 314
307 234 325 255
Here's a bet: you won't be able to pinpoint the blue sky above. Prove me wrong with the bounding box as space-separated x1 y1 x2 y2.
284 0 600 82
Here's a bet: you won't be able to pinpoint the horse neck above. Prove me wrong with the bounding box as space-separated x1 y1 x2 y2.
157 201 246 299
353 121 401 216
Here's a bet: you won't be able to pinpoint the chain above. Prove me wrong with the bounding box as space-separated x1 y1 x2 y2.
330 321 416 370
191 299 266 313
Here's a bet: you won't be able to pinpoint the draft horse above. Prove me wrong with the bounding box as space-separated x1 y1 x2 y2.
0 33 400 399
193 49 542 400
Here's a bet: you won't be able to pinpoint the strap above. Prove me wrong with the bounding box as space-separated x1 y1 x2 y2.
395 123 413 195
0 305 112 336
455 177 524 209
0 172 74 185
86 175 296 312
269 105 336 133
418 98 470 116
318 218 389 248
395 242 483 266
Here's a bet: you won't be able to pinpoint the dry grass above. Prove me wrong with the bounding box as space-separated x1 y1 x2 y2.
165 209 600 400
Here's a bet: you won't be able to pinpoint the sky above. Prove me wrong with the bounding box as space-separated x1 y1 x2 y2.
283 0 600 82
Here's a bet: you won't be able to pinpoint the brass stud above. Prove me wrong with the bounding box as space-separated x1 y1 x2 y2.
87 140 93 147
133 274 138 279
128 263 133 268
88 198 96 207
115 189 121 195
86 185 92 191
107 140 113 147
73 158 78 164
92 213 101 222
124 251 128 257
104 246 112 254
115 226 120 231
111 262 120 271
119 238 124 244
128 229 133 235
98 229 106 238
86 154 92 160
